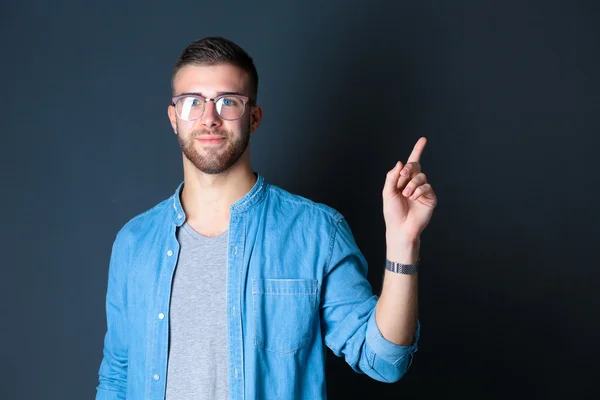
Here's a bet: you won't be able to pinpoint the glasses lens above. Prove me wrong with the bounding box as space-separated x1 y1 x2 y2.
176 96 204 121
215 96 245 120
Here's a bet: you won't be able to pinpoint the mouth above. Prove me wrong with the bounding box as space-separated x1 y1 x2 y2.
195 135 226 145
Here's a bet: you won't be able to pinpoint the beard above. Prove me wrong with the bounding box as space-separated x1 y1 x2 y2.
177 121 251 175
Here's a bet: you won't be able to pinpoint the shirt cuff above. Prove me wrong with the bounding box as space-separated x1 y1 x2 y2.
365 311 420 366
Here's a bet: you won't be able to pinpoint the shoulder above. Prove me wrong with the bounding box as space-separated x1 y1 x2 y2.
113 194 174 244
266 183 344 224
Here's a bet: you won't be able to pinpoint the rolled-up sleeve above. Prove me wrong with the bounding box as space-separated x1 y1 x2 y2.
321 217 419 383
364 310 420 381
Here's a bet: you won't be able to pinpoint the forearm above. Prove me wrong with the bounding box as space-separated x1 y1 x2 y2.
375 237 419 345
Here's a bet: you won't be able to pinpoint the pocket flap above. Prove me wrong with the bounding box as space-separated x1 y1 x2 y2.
252 279 317 295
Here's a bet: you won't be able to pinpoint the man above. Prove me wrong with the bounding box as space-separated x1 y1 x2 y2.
96 36 437 400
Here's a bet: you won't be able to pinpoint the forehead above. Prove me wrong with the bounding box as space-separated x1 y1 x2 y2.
172 64 250 96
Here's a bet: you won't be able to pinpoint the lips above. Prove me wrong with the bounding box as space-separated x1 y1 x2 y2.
195 135 226 145
197 135 225 139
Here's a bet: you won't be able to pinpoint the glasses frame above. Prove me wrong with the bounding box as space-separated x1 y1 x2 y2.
171 93 252 121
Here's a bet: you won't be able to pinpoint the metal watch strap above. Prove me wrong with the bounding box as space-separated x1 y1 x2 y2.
385 259 419 275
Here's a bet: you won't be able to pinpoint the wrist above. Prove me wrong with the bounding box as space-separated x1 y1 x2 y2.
386 236 420 264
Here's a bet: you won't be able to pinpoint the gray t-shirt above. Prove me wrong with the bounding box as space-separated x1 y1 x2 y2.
165 223 229 400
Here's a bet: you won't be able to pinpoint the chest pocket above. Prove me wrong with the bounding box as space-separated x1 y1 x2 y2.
252 278 318 355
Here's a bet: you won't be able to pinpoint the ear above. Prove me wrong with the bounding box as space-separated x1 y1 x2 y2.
168 104 178 134
249 104 263 134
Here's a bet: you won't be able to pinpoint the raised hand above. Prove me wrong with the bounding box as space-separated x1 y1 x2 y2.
382 137 438 243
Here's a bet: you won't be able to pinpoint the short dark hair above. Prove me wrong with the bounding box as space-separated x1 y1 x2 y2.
172 37 259 102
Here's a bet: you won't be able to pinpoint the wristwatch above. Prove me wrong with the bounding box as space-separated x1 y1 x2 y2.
385 259 419 275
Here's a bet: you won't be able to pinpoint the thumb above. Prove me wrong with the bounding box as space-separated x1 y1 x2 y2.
382 161 403 199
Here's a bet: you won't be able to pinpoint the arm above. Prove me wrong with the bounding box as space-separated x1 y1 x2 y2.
96 231 129 400
378 136 437 345
375 237 419 346
322 137 437 382
321 218 419 383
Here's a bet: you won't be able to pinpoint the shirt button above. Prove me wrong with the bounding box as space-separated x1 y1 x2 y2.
233 246 238 255
177 213 183 219
158 313 165 320
167 250 173 257
153 374 160 381
232 307 235 316
234 368 238 378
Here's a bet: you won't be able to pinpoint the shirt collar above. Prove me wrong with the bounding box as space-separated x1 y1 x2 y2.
171 173 268 226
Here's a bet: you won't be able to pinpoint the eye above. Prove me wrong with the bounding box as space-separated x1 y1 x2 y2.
222 98 234 106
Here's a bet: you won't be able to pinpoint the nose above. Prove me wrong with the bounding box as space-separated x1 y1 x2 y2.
199 100 221 128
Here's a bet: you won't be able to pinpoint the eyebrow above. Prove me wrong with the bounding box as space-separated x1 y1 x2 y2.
175 91 245 97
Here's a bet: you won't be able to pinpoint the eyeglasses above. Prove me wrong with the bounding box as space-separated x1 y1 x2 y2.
171 94 251 121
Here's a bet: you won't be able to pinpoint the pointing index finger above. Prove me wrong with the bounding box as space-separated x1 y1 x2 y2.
407 137 427 164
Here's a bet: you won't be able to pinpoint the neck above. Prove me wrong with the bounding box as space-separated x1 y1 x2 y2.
179 155 256 235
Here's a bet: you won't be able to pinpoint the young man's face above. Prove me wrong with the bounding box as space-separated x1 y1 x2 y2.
168 64 261 174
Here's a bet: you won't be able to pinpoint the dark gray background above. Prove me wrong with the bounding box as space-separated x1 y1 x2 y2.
1 0 599 399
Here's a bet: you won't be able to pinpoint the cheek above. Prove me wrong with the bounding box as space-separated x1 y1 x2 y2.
224 120 246 134
176 122 195 140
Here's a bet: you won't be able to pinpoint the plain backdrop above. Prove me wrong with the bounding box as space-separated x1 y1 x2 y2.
1 0 599 399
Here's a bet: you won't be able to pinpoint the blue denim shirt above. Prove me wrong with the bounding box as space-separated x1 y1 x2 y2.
96 174 420 400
